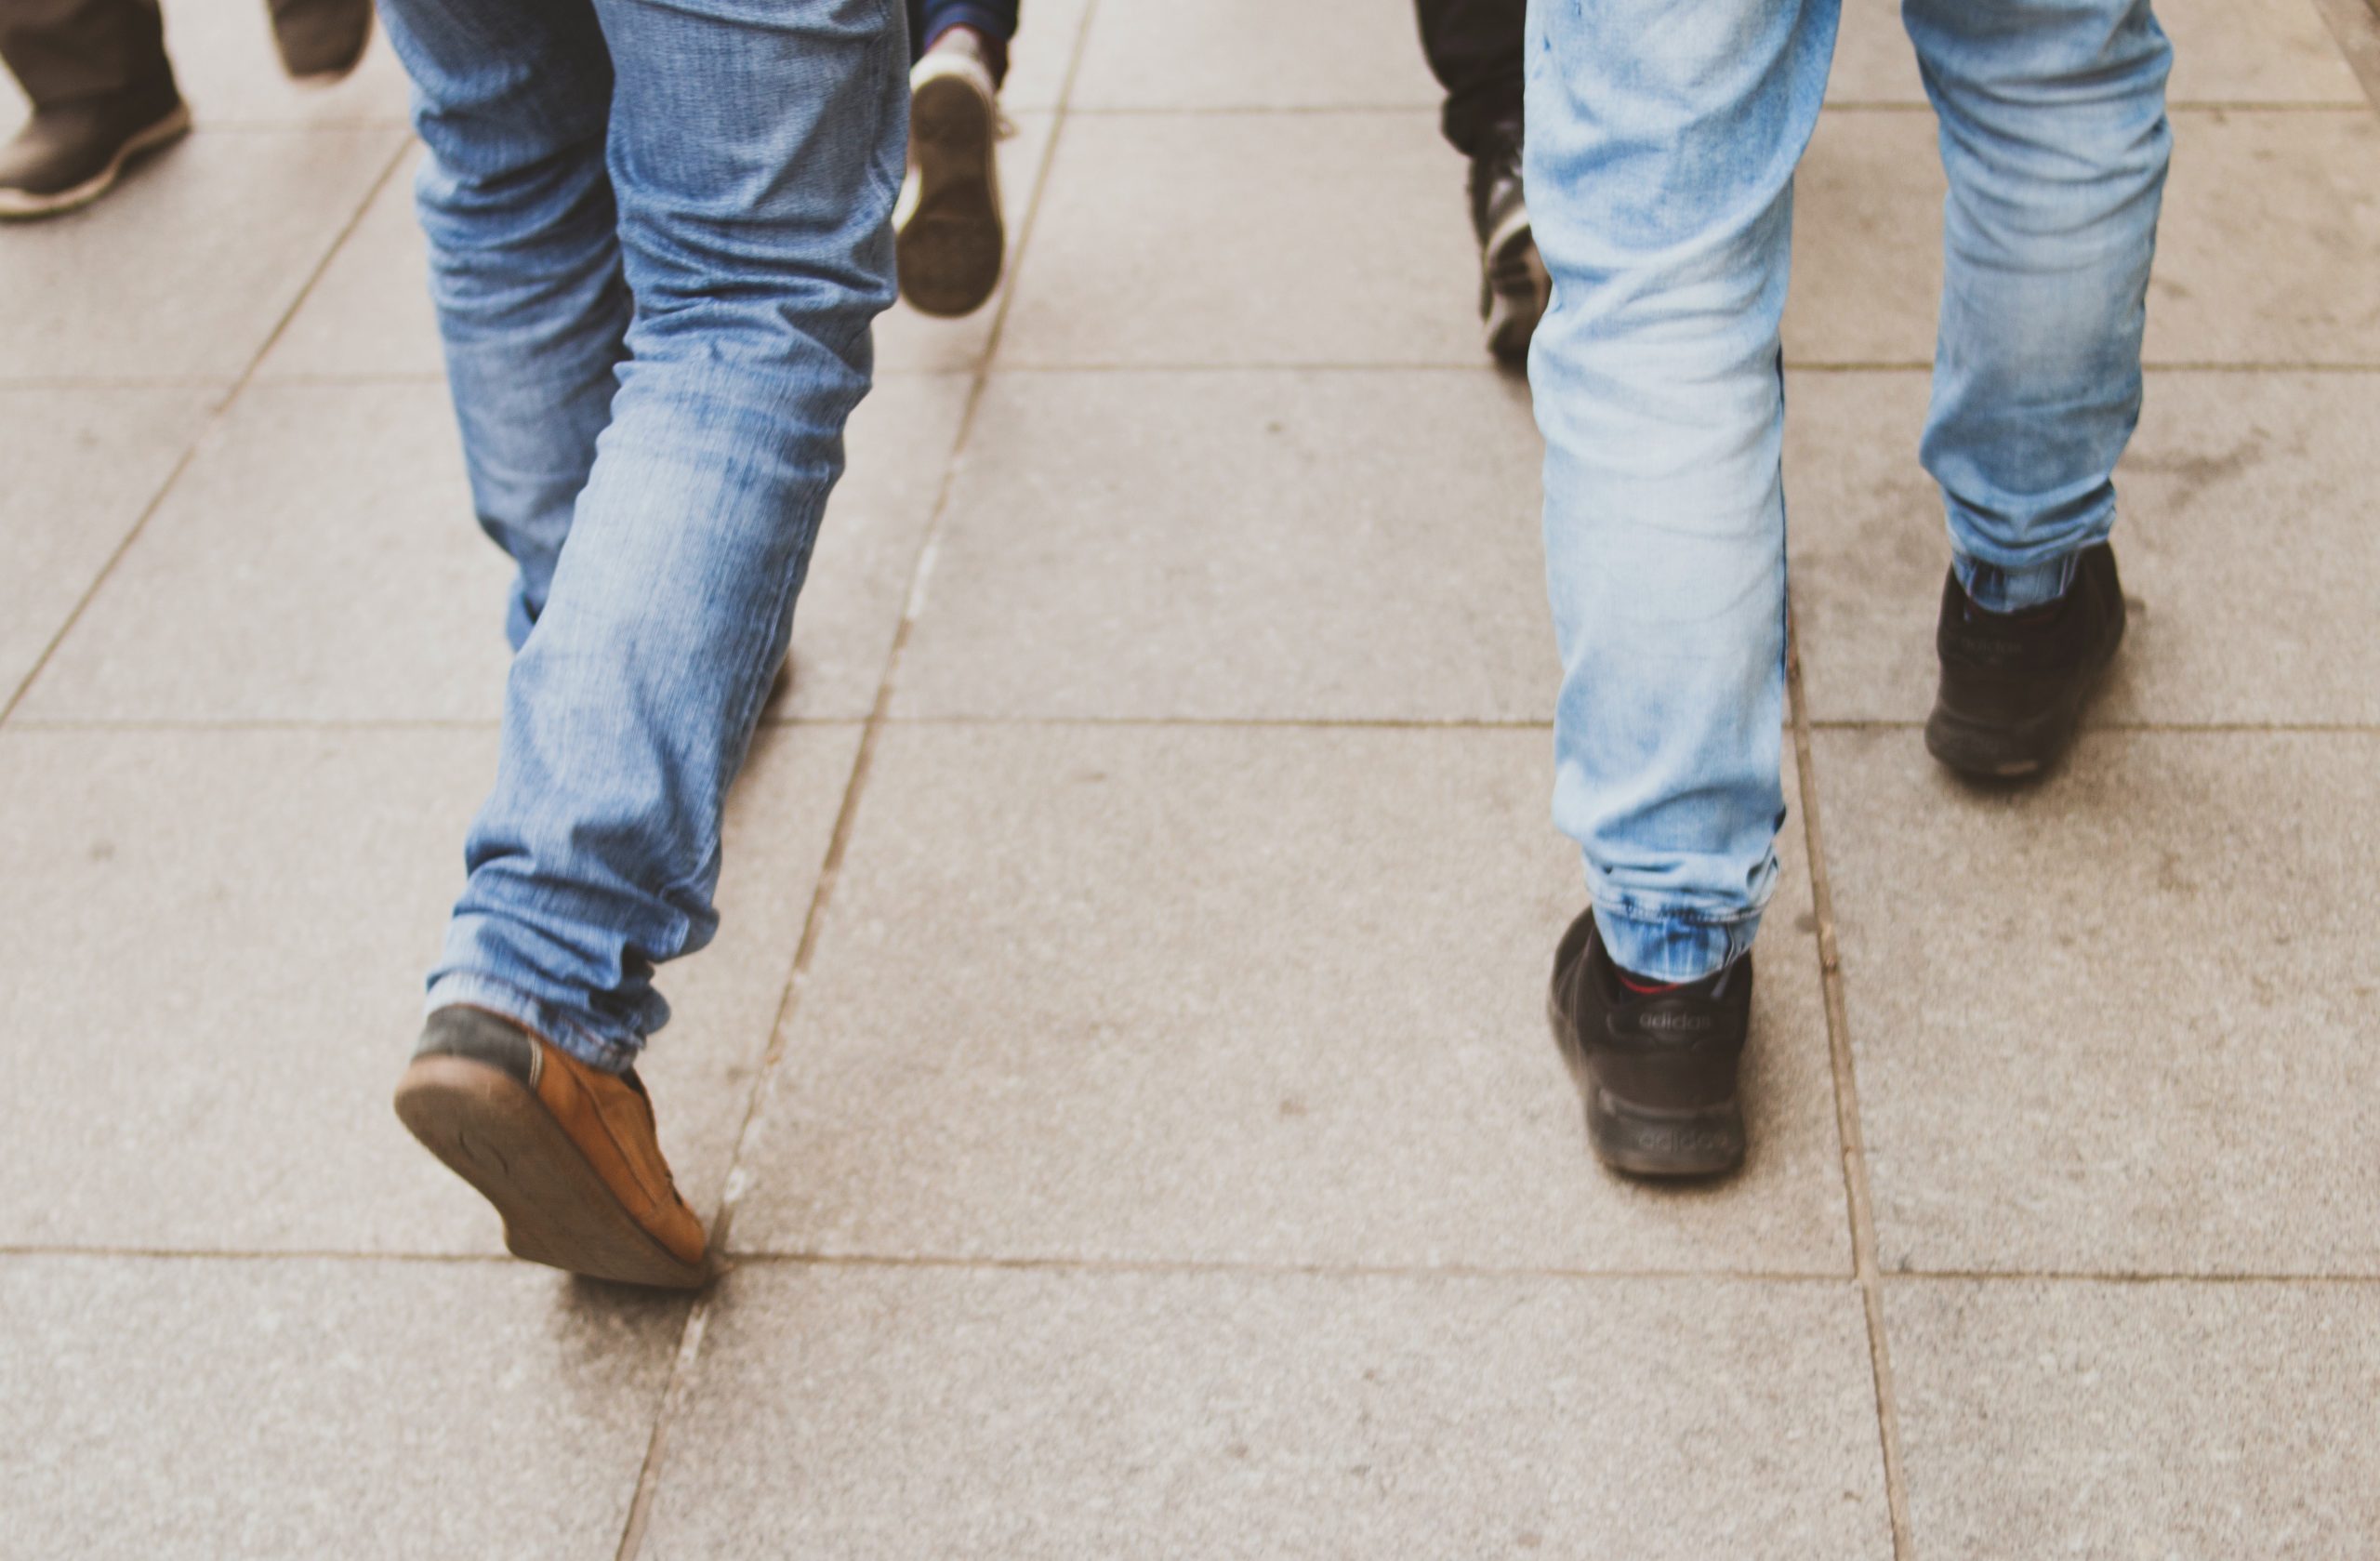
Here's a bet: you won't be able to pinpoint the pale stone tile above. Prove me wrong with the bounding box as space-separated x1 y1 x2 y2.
0 127 401 380
732 725 1850 1275
255 143 437 380
1829 0 2371 106
1000 112 1485 366
0 1254 679 1559
0 385 220 704
1073 0 1442 112
1817 728 2380 1276
0 721 859 1251
1784 110 2380 368
892 368 1549 721
23 376 963 723
1788 369 2380 726
643 1266 1891 1560
1891 1278 2380 1554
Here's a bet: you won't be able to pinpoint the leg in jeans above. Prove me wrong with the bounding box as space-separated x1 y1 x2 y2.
0 0 167 106
1907 0 2171 612
1414 0 1525 160
382 0 906 1071
1526 0 1838 982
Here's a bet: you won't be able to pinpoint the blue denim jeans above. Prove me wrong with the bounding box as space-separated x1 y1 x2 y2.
1524 0 2170 981
377 0 907 1070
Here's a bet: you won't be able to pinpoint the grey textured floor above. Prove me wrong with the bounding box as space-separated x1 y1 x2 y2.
5 0 2378 1555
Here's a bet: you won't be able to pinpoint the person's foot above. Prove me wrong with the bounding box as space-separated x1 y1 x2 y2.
269 0 375 82
1469 126 1548 367
0 85 188 222
1547 908 1752 1178
1925 541 2125 780
393 1006 711 1289
895 27 1005 319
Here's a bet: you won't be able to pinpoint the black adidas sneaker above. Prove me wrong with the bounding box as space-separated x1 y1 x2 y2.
1547 907 1752 1178
1925 542 2125 780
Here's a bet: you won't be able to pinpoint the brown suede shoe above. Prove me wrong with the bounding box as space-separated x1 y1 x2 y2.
268 0 374 82
394 1007 710 1289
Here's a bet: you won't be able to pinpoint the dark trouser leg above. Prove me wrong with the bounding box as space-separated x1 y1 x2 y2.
1414 0 1525 158
908 0 1015 59
0 0 170 107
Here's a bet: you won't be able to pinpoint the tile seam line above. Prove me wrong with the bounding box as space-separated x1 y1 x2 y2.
605 6 1104 1555
1788 599 1916 1559
0 133 412 730
13 1246 2380 1286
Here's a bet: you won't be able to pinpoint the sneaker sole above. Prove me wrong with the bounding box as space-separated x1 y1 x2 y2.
0 102 191 221
1549 993 1745 1179
1481 208 1548 366
897 73 1003 319
393 1053 712 1290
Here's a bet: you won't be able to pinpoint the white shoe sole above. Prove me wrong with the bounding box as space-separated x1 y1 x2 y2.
0 102 192 221
1481 204 1549 365
896 62 1004 318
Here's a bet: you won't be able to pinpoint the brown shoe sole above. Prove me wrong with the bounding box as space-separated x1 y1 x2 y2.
394 1053 712 1290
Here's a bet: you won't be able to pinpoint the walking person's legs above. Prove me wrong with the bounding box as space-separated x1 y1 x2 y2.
1909 0 2172 776
384 0 906 1287
1527 0 1840 1175
0 0 185 218
1413 0 1542 363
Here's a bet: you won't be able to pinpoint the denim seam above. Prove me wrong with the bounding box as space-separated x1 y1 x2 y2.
1592 895 1765 931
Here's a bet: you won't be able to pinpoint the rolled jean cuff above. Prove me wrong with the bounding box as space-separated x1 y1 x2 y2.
1954 550 2081 615
423 972 641 1076
1591 901 1760 986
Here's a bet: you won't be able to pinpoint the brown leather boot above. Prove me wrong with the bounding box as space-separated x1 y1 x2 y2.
268 0 374 82
0 80 187 222
395 1007 710 1289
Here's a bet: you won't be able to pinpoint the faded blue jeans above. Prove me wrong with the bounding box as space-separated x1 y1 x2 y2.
378 0 907 1070
1525 0 2170 980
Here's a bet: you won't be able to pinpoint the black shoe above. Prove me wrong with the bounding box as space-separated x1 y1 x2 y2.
1468 125 1547 367
1925 542 2125 780
1547 908 1751 1178
269 0 376 82
0 84 188 222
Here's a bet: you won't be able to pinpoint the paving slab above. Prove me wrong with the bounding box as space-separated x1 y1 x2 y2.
255 143 437 381
1889 1277 2380 1556
892 367 1549 721
0 384 220 706
641 1265 1890 1560
732 724 1849 1274
1817 727 2380 1277
0 1253 680 1561
0 126 401 381
0 0 412 134
0 721 857 1252
1072 0 1440 111
1784 109 2380 367
999 0 1095 113
1787 369 2380 726
1001 111 1483 366
1829 0 2371 106
20 376 972 724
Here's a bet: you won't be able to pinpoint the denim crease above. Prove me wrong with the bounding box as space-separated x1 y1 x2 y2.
1523 0 2168 982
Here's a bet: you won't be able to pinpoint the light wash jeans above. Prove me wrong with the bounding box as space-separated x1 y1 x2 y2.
1524 0 2170 981
378 0 907 1070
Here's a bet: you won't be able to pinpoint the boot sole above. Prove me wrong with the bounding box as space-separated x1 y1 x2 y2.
0 103 191 221
897 73 1003 319
393 1054 711 1290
